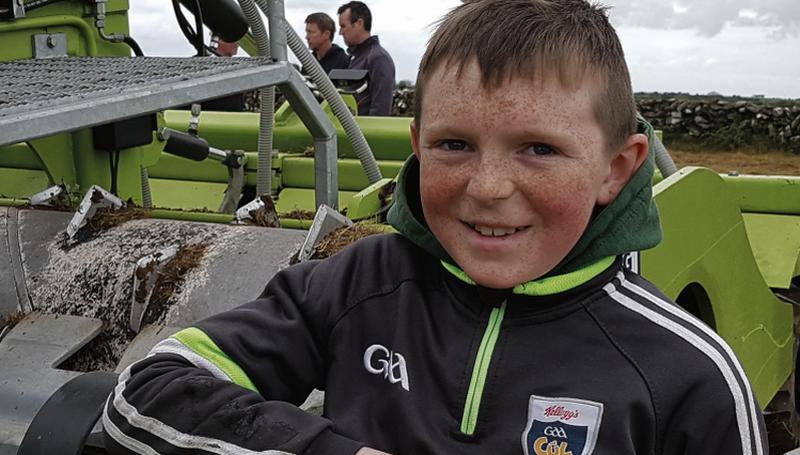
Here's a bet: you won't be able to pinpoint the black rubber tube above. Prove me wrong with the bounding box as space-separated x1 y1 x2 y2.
177 0 249 43
123 36 144 56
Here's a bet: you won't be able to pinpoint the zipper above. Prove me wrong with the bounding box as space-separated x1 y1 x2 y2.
460 300 507 436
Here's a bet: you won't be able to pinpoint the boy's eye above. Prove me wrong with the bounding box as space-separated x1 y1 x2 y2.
438 140 469 152
526 143 557 156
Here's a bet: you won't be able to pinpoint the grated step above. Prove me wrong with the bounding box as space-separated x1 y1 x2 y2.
0 56 292 147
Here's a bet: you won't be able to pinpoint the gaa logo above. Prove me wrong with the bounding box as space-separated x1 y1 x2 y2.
522 396 603 455
526 421 586 455
363 344 410 391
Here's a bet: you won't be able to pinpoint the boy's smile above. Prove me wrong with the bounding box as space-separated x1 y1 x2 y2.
411 61 645 289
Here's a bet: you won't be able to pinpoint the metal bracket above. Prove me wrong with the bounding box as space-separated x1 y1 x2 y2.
0 0 25 19
129 245 179 332
65 185 124 241
219 150 247 214
296 205 352 263
33 33 68 59
0 313 104 448
235 195 280 227
30 184 70 209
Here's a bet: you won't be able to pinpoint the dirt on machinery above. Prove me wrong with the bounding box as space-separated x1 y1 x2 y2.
29 218 241 372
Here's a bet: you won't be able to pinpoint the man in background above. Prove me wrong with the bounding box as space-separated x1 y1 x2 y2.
197 39 245 112
305 12 349 75
337 1 395 116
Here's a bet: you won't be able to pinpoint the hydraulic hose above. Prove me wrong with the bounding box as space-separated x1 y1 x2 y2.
237 0 275 197
652 134 678 177
94 0 144 56
253 0 382 185
123 36 144 56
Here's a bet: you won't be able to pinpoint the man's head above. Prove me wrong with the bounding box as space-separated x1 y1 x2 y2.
410 0 649 288
337 1 372 47
305 12 336 52
216 40 238 57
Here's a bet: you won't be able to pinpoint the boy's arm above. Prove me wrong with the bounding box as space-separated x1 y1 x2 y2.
103 261 366 455
660 368 768 454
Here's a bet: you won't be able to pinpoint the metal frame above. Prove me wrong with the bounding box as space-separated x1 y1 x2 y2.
0 59 292 148
278 69 339 208
266 0 288 62
0 5 341 207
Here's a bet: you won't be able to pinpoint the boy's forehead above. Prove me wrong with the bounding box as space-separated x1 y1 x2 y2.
419 61 607 150
436 56 598 88
423 61 601 115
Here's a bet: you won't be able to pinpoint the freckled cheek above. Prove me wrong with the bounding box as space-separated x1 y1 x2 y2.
524 173 597 228
419 163 469 212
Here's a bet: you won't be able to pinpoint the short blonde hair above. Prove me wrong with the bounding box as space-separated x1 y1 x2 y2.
414 0 637 150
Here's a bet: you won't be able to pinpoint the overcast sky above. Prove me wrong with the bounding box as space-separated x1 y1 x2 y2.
129 0 800 99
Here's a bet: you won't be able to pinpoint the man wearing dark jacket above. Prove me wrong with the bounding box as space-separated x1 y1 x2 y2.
337 1 395 116
304 12 349 76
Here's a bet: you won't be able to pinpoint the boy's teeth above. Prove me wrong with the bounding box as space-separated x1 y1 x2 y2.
474 225 517 237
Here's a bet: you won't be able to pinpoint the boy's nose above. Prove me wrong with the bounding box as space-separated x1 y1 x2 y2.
465 159 515 202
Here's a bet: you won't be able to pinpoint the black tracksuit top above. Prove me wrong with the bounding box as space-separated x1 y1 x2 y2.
104 234 766 455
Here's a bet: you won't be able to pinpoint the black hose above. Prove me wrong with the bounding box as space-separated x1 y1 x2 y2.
193 0 206 56
123 36 144 56
21 0 63 11
109 150 120 195
172 0 199 52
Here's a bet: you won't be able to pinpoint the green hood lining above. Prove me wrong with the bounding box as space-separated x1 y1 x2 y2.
442 256 616 296
387 117 662 283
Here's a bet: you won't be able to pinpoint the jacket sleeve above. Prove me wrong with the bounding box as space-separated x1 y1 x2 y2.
102 260 365 455
366 52 395 116
660 365 768 454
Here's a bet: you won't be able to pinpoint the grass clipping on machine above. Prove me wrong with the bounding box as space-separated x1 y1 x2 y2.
89 207 150 231
280 209 316 221
142 243 210 324
312 223 386 259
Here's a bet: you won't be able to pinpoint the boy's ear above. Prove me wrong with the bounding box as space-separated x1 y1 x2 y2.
596 133 649 206
410 120 422 160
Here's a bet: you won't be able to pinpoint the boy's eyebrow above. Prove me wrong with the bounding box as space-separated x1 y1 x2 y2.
422 121 581 148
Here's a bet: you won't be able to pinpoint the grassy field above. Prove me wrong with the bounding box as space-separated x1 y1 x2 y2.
670 149 800 176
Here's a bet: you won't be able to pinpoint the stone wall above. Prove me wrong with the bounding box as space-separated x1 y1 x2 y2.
636 97 800 152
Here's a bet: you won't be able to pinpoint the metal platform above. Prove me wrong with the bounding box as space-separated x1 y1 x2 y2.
0 56 292 147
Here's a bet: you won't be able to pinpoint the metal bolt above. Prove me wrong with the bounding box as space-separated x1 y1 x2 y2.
46 35 56 48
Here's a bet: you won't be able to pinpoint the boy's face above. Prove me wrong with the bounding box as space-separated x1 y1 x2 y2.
411 61 644 289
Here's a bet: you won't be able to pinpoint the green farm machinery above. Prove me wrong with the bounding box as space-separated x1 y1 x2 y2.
0 1 799 453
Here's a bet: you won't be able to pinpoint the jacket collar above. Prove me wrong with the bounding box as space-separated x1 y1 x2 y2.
348 35 380 55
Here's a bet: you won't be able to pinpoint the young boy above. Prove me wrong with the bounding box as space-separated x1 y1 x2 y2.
104 1 767 454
